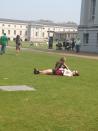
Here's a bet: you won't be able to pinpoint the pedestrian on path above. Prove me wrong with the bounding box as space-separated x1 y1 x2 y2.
15 35 22 53
0 33 8 55
75 38 80 53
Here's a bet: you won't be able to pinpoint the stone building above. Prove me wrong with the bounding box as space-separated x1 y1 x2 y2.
79 0 98 53
0 18 28 41
0 18 78 42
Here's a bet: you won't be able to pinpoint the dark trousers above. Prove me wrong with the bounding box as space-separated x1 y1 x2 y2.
0 45 6 55
76 45 80 53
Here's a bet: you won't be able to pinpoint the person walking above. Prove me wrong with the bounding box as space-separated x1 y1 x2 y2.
0 33 8 55
71 39 75 51
15 35 22 53
75 38 80 53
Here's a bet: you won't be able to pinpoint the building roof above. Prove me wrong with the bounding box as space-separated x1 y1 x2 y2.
31 20 78 27
0 18 29 24
0 18 78 28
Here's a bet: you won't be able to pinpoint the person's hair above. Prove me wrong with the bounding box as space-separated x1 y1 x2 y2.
16 35 20 38
60 57 66 62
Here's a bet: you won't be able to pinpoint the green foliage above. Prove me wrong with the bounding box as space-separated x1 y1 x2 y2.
0 49 98 131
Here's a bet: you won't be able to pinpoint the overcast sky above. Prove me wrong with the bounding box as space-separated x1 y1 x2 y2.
0 0 82 24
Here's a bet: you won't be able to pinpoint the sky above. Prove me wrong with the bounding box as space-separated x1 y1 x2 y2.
0 0 82 24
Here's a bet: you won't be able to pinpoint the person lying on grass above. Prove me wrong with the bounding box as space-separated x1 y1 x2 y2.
33 57 79 77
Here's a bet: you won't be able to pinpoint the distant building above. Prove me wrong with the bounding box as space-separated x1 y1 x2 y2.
79 0 98 53
0 18 28 41
0 18 78 42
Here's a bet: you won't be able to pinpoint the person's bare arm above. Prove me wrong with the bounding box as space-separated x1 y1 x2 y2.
63 63 69 70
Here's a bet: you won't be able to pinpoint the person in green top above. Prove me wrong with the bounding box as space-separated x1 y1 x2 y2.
0 33 8 55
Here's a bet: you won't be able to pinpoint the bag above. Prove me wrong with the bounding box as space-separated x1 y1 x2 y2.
55 68 63 76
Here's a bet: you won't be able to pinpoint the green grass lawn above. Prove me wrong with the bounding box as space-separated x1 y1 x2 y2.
0 48 98 131
8 40 57 50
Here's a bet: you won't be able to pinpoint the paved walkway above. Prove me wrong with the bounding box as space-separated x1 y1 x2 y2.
29 48 98 60
8 46 98 60
0 85 35 91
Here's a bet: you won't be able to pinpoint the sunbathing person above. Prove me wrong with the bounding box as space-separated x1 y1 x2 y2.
33 57 79 77
34 68 79 77
34 57 67 75
56 67 79 77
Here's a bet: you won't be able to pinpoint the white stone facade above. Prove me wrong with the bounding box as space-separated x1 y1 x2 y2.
0 19 28 41
79 0 98 53
0 18 78 42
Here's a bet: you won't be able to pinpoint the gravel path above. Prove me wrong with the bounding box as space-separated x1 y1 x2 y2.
29 48 98 60
8 46 98 60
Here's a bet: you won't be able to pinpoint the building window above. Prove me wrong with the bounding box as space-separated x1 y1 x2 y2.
96 33 98 46
8 30 10 35
2 24 5 26
68 33 70 38
20 25 22 28
36 32 38 36
42 32 44 37
14 30 16 35
8 24 10 27
25 31 27 36
20 31 22 35
91 0 96 20
2 29 4 34
83 33 89 44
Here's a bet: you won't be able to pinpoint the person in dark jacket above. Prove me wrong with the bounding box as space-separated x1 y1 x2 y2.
71 39 75 51
15 35 22 53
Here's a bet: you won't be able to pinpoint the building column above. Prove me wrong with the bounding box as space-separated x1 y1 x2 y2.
94 0 98 25
80 0 90 26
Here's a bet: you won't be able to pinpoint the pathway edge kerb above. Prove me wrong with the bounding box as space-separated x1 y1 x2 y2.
8 46 98 60
30 48 98 60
